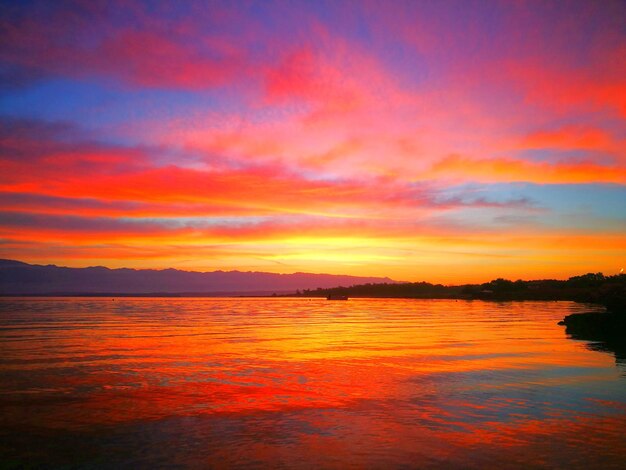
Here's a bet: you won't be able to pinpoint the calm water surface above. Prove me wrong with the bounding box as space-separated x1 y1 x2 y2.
0 298 624 469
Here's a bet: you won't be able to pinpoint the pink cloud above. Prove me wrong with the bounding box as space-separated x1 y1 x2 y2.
0 1 256 90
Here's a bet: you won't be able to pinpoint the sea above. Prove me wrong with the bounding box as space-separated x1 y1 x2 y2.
0 297 624 469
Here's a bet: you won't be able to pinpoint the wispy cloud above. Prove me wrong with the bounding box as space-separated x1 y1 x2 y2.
0 0 624 281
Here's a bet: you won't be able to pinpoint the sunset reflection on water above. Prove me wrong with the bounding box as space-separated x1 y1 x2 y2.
0 298 624 468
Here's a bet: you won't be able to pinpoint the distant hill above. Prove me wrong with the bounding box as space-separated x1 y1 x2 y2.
0 259 398 295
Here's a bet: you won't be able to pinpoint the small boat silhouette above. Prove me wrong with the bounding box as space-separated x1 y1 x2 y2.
327 294 348 300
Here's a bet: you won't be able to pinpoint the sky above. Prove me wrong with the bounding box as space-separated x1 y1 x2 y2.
0 0 625 283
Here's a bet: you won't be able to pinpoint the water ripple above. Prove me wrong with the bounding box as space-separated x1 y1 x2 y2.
0 297 623 468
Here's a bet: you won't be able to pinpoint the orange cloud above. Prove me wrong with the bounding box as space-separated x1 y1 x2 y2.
429 154 626 184
520 125 618 152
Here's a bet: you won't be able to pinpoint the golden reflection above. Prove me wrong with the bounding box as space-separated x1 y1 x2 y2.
0 298 624 467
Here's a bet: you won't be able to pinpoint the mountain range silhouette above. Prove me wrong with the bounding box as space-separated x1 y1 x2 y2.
0 259 397 295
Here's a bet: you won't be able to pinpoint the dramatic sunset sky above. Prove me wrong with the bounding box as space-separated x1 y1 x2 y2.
0 0 624 282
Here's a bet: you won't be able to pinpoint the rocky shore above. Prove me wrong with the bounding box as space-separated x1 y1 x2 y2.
559 293 626 363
